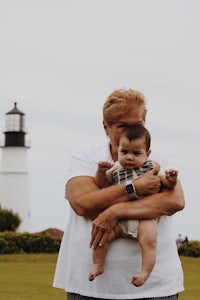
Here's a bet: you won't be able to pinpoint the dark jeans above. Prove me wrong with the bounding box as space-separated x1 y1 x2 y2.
67 292 178 300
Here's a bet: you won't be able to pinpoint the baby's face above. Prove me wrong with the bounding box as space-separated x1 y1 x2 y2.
118 136 150 169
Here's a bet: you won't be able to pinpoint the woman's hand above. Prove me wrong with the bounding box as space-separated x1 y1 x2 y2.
134 166 161 196
90 206 118 249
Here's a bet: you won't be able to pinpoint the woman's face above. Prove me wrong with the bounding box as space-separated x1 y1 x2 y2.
103 109 145 160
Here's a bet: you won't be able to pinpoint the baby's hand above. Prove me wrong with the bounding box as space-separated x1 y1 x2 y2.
165 169 178 183
98 161 114 172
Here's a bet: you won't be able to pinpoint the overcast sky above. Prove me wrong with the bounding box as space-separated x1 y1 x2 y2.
0 0 200 240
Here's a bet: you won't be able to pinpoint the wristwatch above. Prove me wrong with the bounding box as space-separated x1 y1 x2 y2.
125 180 138 200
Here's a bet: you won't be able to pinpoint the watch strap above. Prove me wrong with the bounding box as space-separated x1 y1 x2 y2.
125 180 138 200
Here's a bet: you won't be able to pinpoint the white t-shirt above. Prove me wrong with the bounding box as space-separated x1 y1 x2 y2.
53 142 184 299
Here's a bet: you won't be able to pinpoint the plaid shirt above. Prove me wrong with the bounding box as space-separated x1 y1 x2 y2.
112 160 155 184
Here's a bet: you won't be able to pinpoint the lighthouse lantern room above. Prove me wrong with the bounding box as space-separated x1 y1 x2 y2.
5 102 26 146
0 103 31 232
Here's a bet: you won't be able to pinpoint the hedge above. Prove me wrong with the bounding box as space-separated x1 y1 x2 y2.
0 232 61 254
178 240 200 258
0 232 199 257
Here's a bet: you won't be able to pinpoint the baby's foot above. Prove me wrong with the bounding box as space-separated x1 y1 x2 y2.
131 271 149 287
88 264 104 281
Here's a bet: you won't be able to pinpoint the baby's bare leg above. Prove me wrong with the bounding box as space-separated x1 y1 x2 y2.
131 220 157 287
89 223 123 281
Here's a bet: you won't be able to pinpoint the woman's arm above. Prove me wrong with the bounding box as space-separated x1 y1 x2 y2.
66 175 128 219
90 180 185 249
66 166 174 219
114 180 184 220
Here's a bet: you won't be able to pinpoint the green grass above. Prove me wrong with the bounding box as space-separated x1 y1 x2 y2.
0 254 199 300
179 256 200 300
0 254 65 300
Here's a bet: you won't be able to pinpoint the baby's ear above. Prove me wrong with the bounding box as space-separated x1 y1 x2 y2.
147 149 151 157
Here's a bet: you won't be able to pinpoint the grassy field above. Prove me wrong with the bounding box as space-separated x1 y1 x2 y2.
0 254 65 300
0 254 199 300
179 256 200 300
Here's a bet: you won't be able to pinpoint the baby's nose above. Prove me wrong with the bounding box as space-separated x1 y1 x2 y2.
127 154 134 160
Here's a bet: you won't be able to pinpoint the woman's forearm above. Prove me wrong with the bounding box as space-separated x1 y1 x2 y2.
66 176 129 219
66 169 163 219
112 180 185 220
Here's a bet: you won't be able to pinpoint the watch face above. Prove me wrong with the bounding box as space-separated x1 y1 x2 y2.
126 184 134 194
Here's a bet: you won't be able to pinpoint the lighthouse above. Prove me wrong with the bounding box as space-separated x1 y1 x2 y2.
0 103 31 232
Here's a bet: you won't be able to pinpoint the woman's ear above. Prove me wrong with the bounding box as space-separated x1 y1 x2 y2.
103 120 109 136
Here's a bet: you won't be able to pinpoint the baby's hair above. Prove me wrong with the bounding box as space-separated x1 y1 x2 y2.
120 124 151 151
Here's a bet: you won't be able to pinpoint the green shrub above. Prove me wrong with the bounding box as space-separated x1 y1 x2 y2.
0 232 61 254
0 208 21 232
178 240 200 257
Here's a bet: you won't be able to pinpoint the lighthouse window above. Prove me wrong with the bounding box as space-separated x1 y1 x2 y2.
5 114 25 131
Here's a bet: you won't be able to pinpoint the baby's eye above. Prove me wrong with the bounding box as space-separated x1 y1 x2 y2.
134 152 141 156
121 149 128 154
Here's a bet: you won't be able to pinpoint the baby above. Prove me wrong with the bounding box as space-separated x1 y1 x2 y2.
89 124 178 286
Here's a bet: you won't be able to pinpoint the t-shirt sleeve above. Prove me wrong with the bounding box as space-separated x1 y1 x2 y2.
68 146 95 181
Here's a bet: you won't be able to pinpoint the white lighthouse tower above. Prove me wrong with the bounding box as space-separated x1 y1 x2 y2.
0 103 31 232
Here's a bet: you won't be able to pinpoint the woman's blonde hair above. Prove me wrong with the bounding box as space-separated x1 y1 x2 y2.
103 89 147 126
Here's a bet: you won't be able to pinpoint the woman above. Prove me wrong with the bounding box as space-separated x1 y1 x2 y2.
53 89 185 300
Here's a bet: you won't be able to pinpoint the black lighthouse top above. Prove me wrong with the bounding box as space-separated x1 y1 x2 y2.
7 102 25 115
3 102 27 147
